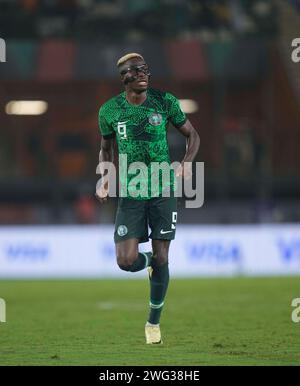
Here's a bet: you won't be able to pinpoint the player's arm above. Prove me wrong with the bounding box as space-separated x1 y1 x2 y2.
100 136 114 163
95 137 114 203
175 119 200 179
167 92 200 179
96 104 115 203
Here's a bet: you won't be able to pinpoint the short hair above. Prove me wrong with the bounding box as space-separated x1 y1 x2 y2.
117 53 144 67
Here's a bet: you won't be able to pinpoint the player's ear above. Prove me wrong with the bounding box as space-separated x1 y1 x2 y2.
120 74 127 85
118 67 126 83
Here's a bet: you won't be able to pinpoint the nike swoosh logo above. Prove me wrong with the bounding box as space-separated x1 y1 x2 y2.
160 230 173 234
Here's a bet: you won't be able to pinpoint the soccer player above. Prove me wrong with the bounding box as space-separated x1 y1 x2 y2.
96 53 200 344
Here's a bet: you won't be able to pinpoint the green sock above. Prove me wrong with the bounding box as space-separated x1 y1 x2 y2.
128 252 152 272
148 261 169 324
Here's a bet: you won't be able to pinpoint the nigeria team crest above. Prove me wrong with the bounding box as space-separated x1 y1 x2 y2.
117 225 128 237
148 113 162 126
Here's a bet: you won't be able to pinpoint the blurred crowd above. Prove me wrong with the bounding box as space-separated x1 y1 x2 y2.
1 0 299 226
0 0 278 39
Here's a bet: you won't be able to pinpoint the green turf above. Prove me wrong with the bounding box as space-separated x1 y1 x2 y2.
0 277 300 366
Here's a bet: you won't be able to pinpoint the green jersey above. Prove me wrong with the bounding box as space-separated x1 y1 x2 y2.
98 88 186 199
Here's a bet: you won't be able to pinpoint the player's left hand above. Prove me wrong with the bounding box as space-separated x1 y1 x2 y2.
95 180 109 203
175 162 192 180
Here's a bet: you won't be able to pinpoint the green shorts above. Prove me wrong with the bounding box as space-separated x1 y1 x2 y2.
114 195 178 244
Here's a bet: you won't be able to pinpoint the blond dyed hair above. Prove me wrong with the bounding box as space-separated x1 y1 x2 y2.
117 53 144 67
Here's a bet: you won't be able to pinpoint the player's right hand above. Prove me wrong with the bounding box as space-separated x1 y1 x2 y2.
175 162 192 180
95 181 109 203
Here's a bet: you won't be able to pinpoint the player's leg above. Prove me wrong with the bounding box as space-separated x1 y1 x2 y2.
148 239 170 323
114 198 152 272
116 238 152 272
147 196 177 320
145 195 177 343
145 239 170 344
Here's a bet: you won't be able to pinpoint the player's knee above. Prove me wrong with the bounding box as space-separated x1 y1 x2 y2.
117 253 138 271
154 253 168 266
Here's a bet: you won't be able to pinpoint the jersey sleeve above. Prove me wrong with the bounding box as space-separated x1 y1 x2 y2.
166 92 187 128
98 105 115 139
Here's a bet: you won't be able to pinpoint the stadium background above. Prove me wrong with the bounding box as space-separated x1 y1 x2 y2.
1 0 300 366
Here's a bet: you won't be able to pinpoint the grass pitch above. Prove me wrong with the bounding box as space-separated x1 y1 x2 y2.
0 277 300 366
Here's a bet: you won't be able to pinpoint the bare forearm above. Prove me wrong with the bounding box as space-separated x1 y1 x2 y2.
96 138 114 203
182 129 200 163
99 139 114 164
99 149 113 165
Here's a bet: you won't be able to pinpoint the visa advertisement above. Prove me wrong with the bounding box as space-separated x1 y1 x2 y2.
0 225 300 278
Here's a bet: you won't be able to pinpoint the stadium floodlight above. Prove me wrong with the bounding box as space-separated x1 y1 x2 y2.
179 99 198 114
5 100 48 115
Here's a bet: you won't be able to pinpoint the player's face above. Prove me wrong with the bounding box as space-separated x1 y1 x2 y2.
119 58 150 92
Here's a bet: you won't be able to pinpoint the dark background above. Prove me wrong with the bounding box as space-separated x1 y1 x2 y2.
0 0 299 226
